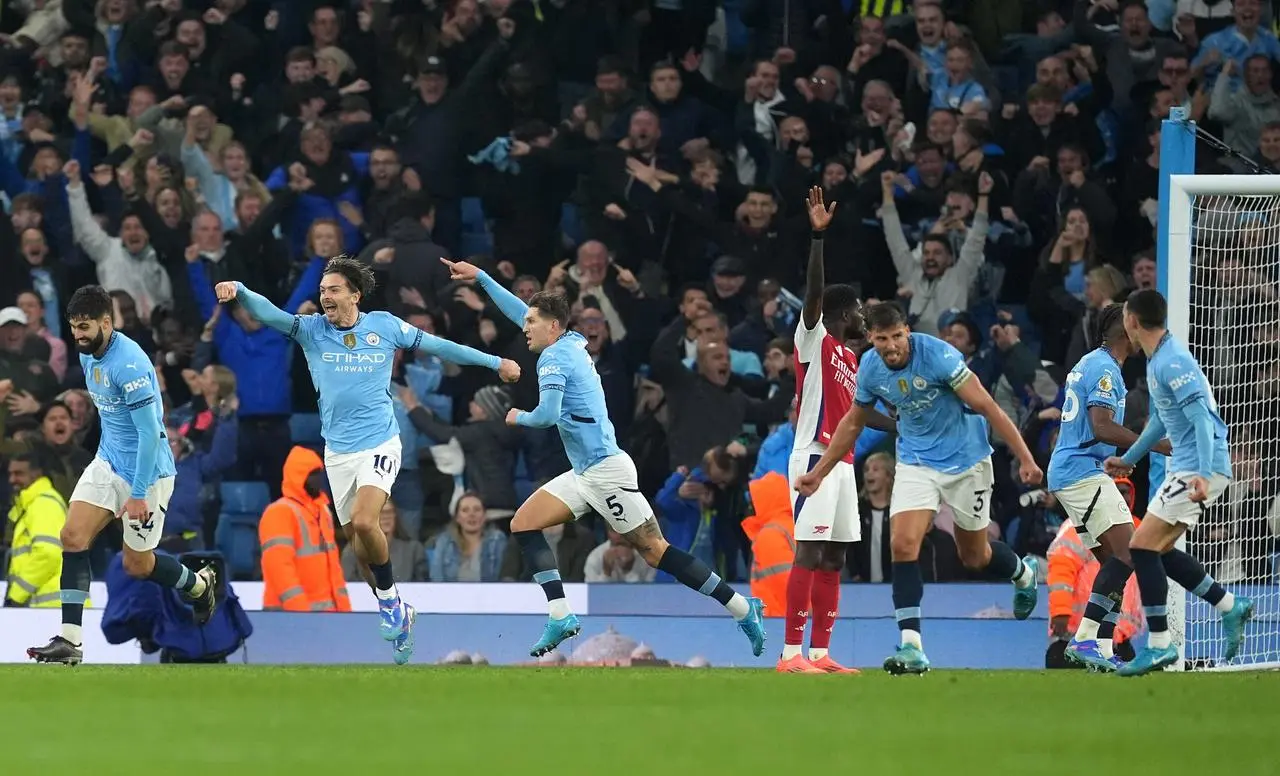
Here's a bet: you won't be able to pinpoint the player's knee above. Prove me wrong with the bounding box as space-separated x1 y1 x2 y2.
121 550 153 579
818 543 847 572
793 542 822 570
60 523 93 553
890 534 920 562
635 538 670 568
349 508 379 534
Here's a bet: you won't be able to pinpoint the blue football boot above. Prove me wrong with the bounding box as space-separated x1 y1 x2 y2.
530 614 582 657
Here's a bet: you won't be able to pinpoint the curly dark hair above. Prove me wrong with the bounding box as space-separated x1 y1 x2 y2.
323 255 376 301
66 285 113 321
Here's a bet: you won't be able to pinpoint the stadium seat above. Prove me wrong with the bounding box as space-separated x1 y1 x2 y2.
514 451 530 480
214 512 262 580
290 413 323 446
220 481 271 515
460 197 487 233
514 478 535 505
458 231 494 258
559 203 584 246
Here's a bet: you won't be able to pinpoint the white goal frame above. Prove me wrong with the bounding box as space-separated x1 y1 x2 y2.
1164 173 1280 672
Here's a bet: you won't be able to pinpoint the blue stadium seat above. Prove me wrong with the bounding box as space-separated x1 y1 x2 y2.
559 202 584 246
458 231 494 258
290 413 322 446
514 451 530 479
214 512 261 580
514 478 535 505
460 197 487 233
220 481 271 515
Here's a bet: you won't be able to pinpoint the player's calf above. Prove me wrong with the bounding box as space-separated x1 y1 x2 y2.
624 518 752 622
122 547 209 599
806 544 845 663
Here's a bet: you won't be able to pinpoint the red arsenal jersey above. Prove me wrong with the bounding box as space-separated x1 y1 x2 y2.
793 314 858 464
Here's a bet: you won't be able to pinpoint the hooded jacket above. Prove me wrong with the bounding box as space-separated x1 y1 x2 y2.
259 446 350 612
742 473 796 617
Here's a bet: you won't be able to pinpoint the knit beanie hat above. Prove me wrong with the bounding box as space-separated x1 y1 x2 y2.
473 385 513 420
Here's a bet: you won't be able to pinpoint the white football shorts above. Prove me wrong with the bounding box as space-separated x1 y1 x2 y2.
541 452 652 533
891 457 995 532
789 447 861 542
1052 474 1132 549
70 456 175 552
1148 471 1231 530
325 436 401 526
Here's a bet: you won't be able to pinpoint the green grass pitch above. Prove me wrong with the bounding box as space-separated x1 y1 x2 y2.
4 666 1277 775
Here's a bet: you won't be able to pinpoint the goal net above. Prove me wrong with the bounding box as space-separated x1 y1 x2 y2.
1167 177 1280 671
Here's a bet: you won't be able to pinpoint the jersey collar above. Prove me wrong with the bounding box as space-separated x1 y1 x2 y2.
333 312 364 332
1097 345 1122 369
98 331 119 359
1151 331 1172 359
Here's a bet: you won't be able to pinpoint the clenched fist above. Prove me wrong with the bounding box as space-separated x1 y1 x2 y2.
215 282 239 302
498 359 521 383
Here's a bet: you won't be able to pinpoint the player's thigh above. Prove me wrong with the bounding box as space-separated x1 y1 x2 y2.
938 458 995 532
347 438 400 527
579 453 653 535
514 471 585 532
888 510 934 560
1053 475 1132 551
790 452 861 543
1144 473 1230 540
324 450 362 527
121 476 174 552
63 500 114 551
66 458 123 548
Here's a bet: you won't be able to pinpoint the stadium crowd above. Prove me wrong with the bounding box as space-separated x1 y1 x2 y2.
2 0 1278 623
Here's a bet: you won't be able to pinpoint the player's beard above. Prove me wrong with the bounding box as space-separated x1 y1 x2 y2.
75 328 106 355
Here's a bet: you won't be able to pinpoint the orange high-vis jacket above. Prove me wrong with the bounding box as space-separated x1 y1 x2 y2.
259 446 351 612
1046 517 1144 644
743 472 796 617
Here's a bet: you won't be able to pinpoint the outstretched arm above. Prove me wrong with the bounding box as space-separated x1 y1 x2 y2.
414 330 502 371
441 259 529 326
513 385 564 429
1120 412 1169 468
223 282 295 334
955 374 1037 466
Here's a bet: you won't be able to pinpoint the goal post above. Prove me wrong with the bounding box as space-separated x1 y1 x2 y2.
1159 109 1280 671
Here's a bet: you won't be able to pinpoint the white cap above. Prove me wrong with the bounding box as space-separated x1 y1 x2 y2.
0 306 26 327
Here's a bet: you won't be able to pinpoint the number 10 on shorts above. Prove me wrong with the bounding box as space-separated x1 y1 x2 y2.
372 454 397 478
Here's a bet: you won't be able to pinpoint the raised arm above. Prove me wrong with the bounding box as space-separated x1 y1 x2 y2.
216 281 296 334
441 259 530 326
414 330 503 371
801 186 836 329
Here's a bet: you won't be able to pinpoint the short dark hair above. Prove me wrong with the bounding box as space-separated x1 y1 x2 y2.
1125 289 1167 330
157 40 189 60
66 285 113 321
1091 302 1126 349
11 447 45 473
704 445 737 477
323 255 375 300
528 291 570 329
864 301 907 332
922 234 954 256
680 283 708 304
821 283 860 319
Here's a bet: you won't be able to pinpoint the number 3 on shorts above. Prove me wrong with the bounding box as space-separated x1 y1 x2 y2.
605 494 624 517
973 489 986 517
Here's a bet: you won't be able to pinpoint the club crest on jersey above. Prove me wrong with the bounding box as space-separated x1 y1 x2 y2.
912 376 927 390
343 333 356 349
898 378 909 394
366 332 380 346
92 367 108 387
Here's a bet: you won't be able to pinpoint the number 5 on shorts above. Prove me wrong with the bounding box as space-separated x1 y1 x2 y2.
605 494 624 517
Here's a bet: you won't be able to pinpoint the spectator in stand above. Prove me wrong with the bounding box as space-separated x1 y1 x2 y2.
427 492 507 583
880 170 993 335
342 501 427 584
12 295 64 380
584 526 656 583
1208 56 1280 152
160 401 237 554
1192 0 1280 87
401 383 520 519
259 446 350 611
654 447 738 582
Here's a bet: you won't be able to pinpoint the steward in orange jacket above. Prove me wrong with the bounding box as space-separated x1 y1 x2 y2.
743 472 796 617
259 446 351 612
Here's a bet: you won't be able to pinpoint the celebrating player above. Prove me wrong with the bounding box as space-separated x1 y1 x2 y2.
795 302 1043 675
1103 290 1253 676
1048 303 1172 672
779 187 895 674
28 286 217 665
441 257 767 658
215 257 520 664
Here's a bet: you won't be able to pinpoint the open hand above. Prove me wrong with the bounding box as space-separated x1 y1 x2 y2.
805 185 836 231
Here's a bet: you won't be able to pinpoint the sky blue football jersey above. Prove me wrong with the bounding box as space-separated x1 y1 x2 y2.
854 333 991 474
1148 333 1231 478
81 331 176 486
531 331 621 474
293 311 435 455
1048 348 1126 492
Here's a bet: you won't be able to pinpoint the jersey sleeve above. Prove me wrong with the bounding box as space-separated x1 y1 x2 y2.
115 359 159 411
854 356 878 406
291 313 325 347
793 314 825 362
929 337 973 390
1084 362 1121 412
536 352 568 393
1158 356 1208 408
384 313 425 351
